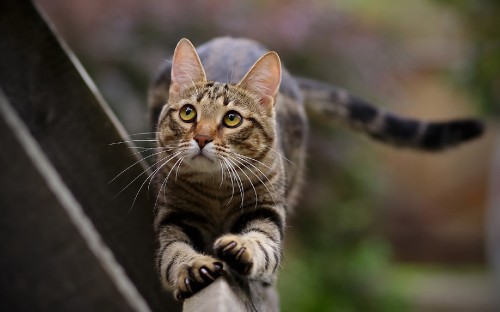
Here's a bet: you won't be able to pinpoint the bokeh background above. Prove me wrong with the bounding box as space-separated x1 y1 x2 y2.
34 0 499 311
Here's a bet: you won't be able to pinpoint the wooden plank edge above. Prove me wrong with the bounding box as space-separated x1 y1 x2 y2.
0 88 152 312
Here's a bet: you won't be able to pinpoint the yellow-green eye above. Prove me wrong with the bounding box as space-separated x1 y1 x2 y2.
223 111 242 128
179 104 197 123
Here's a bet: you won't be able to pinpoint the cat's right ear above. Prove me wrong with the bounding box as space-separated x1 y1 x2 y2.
170 38 207 95
238 51 281 115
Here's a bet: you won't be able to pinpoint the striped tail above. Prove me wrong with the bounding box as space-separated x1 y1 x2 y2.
296 77 484 151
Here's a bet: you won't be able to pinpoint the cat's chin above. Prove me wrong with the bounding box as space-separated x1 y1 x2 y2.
185 155 219 173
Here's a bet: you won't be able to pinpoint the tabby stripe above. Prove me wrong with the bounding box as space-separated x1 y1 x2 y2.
233 125 254 142
231 208 284 239
159 210 207 226
157 108 174 128
246 117 273 143
258 170 278 186
256 240 271 272
383 114 419 142
168 117 183 135
244 227 275 242
158 240 189 284
165 253 180 285
253 148 270 163
157 238 189 266
158 107 174 118
158 212 205 251
242 183 267 197
239 201 281 212
272 249 281 273
176 181 221 201
174 187 219 210
347 97 378 124
196 91 206 102
157 239 177 269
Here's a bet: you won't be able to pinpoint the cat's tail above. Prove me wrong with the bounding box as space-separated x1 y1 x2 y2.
296 77 484 151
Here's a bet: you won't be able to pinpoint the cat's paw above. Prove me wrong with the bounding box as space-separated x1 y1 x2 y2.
174 256 225 300
214 234 253 275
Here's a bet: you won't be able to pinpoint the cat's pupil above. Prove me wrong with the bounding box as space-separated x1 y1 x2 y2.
186 107 193 115
228 114 235 121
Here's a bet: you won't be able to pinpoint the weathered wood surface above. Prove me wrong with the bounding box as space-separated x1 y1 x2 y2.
0 90 148 311
0 1 180 311
183 277 279 312
184 279 247 312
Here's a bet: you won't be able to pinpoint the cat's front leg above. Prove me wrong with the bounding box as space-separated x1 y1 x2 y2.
156 213 225 300
214 207 285 283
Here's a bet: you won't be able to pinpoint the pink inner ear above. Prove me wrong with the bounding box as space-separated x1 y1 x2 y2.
170 39 206 93
238 52 282 106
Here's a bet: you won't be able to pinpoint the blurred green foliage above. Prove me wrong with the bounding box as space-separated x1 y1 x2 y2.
278 123 407 311
434 0 500 115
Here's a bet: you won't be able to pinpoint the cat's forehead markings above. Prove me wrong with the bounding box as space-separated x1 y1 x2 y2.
196 91 206 103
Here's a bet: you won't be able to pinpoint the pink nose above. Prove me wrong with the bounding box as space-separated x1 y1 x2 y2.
194 134 213 149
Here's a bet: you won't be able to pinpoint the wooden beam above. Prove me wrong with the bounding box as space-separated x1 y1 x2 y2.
0 90 149 311
183 277 279 312
183 279 246 312
0 1 179 310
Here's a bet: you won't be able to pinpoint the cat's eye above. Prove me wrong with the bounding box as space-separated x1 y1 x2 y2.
179 104 197 123
223 111 243 128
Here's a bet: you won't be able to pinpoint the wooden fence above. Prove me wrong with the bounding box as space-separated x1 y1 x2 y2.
0 1 277 311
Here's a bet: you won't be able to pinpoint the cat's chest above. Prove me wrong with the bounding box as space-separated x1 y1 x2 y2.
169 179 244 223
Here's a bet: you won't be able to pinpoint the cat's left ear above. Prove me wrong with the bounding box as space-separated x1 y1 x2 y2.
238 51 282 114
170 38 207 95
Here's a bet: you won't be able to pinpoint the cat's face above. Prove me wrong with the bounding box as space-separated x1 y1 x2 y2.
156 39 282 175
157 82 276 173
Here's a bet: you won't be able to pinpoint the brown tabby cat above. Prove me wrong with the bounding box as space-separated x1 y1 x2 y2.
148 37 483 301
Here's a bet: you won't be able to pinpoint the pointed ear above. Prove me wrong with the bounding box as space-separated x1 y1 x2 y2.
170 38 207 95
238 51 282 110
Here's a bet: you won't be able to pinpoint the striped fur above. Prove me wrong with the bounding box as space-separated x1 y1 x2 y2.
296 77 483 150
149 37 483 300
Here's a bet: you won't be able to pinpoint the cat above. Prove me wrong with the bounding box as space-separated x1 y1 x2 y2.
148 37 483 301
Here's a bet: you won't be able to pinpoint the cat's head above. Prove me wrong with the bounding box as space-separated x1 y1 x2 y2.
156 38 282 174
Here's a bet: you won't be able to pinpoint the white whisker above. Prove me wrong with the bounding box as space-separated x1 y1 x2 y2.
175 155 187 182
126 132 159 137
229 152 277 206
219 157 236 205
217 158 225 189
127 151 183 213
109 149 171 184
269 147 294 165
109 139 158 146
223 157 245 208
226 155 258 209
222 158 240 207
155 152 186 211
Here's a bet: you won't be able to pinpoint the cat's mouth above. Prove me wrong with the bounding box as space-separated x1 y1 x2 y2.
185 142 217 171
192 150 213 162
186 150 218 173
